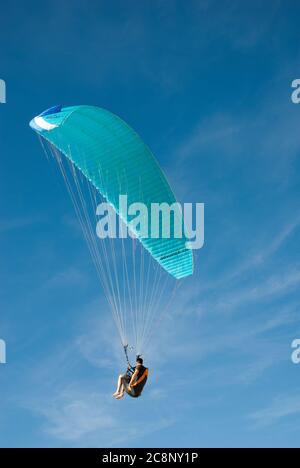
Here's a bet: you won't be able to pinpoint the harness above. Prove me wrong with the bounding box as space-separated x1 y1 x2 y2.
123 345 148 389
131 367 149 387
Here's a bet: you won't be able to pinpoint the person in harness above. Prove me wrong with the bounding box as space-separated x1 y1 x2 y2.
113 356 148 399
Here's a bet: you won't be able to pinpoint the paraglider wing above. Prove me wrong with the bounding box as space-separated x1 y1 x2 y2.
30 105 193 279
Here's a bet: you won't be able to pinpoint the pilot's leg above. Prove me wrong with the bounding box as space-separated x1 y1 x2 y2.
113 374 125 397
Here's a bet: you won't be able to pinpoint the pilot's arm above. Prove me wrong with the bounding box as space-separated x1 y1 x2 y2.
128 369 139 390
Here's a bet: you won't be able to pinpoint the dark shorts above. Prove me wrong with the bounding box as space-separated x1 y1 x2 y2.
121 374 140 398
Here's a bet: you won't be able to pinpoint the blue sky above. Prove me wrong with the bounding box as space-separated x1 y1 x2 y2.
1 0 300 448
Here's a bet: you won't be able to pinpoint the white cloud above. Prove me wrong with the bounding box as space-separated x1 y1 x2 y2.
0 216 44 234
24 384 175 447
176 114 242 162
249 394 300 428
41 267 88 292
40 391 117 442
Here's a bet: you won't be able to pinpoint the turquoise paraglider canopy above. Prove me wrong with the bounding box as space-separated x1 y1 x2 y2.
30 105 193 279
30 105 193 354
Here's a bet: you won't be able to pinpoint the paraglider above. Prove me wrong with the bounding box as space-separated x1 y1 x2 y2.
113 355 148 399
30 105 193 387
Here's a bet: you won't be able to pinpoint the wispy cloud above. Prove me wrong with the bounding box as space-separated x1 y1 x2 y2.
175 114 242 162
249 393 300 428
38 391 117 442
0 216 44 234
210 267 300 315
222 217 300 284
23 382 175 447
41 267 88 292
